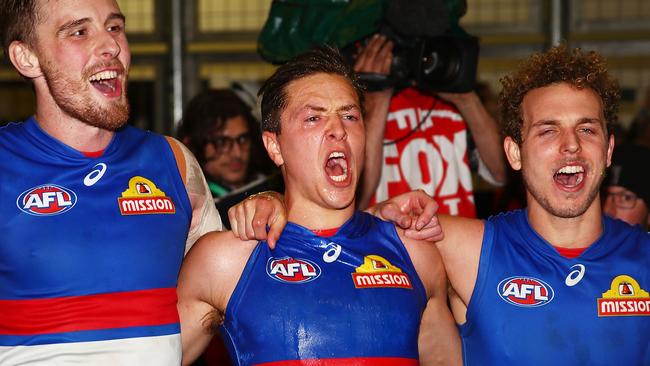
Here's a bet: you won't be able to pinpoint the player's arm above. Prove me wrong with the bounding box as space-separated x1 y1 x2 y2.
435 215 484 312
166 137 222 253
437 91 506 185
366 190 444 242
227 189 444 248
400 232 462 366
177 231 256 365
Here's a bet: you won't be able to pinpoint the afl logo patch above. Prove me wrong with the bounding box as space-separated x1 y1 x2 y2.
267 257 321 284
17 184 77 216
497 276 554 307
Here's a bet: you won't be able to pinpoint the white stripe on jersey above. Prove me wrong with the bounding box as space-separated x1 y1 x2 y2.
0 334 181 365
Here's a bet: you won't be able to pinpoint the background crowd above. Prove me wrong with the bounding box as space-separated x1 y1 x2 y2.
1 0 649 365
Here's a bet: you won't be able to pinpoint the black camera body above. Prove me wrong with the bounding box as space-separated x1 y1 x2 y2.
357 23 479 93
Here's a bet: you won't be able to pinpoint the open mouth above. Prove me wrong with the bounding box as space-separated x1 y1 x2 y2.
325 151 349 183
89 70 119 95
553 165 585 189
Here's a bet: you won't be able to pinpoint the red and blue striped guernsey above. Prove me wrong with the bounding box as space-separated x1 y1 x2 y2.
0 117 192 365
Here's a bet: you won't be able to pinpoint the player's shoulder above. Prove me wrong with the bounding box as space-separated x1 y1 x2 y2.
438 214 485 242
190 231 256 261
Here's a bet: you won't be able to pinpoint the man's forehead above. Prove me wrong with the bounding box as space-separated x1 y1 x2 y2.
36 0 123 24
521 84 604 122
285 75 359 109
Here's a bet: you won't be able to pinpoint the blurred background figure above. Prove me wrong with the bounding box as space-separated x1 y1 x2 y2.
178 89 281 229
603 143 650 231
626 87 650 148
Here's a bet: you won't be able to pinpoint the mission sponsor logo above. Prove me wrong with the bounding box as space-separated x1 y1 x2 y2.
267 257 321 284
17 184 77 216
118 176 175 215
352 255 412 289
598 275 650 317
497 276 554 307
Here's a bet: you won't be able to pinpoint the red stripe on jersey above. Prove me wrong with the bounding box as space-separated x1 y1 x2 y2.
0 288 179 335
258 358 418 366
311 228 339 237
553 245 587 259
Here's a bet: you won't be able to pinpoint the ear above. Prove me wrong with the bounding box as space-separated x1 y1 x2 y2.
605 134 615 168
262 131 284 167
8 41 42 79
504 136 522 171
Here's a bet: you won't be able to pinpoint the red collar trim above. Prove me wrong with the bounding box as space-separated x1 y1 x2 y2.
311 228 339 237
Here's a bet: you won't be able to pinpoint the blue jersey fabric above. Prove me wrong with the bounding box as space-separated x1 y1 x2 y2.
0 117 191 346
460 209 650 366
221 211 427 365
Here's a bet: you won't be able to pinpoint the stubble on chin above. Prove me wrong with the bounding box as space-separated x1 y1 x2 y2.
522 166 607 219
42 60 130 131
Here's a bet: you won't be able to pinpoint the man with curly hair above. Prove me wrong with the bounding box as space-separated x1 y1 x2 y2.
434 45 650 365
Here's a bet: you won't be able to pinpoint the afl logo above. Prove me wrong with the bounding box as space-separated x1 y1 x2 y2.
267 257 321 284
17 184 77 216
497 276 554 307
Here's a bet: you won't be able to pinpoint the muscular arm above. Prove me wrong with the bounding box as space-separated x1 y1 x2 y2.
177 231 257 365
399 231 461 365
437 92 506 185
435 215 485 323
166 137 222 253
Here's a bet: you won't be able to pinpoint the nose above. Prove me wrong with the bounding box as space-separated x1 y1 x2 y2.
327 116 347 141
97 31 121 60
228 140 244 156
561 130 581 154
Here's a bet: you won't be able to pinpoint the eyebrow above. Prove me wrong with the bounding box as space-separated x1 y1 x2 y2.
303 104 360 112
577 117 603 124
530 117 602 128
530 119 559 128
56 13 125 36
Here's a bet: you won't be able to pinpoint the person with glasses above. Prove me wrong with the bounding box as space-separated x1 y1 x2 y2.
603 143 650 230
179 89 283 229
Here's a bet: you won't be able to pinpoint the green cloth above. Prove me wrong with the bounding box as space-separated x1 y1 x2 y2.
208 180 230 198
257 0 468 64
258 0 388 64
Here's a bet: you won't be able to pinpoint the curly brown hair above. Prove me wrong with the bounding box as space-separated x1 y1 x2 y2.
499 44 620 144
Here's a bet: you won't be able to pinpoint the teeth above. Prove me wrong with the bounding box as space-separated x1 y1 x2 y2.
89 70 118 82
330 172 348 182
328 151 348 182
557 165 584 174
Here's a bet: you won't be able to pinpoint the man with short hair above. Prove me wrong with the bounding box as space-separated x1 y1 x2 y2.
0 1 442 364
435 45 650 365
602 143 650 230
0 1 222 364
178 46 461 366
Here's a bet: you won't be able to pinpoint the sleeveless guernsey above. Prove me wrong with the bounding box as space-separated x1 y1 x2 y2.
0 118 192 365
461 210 650 365
222 211 427 365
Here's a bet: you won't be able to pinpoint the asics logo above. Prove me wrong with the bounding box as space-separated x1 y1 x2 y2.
565 264 586 287
84 163 107 186
322 243 342 263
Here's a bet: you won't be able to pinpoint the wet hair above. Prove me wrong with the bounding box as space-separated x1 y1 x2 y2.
0 0 41 57
178 89 259 167
258 45 364 133
499 44 620 144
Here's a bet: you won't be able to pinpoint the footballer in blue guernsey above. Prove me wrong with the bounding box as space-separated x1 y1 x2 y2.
435 45 650 365
177 46 461 366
